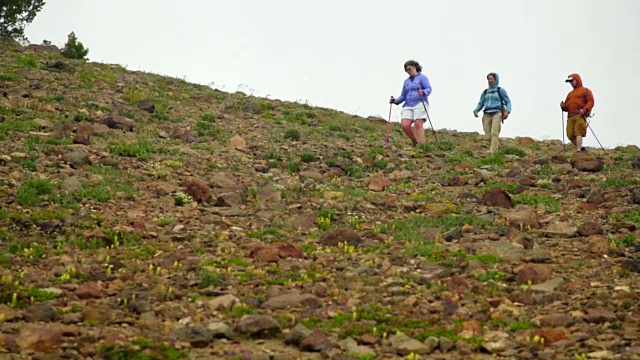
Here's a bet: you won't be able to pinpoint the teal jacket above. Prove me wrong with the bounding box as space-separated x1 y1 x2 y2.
474 72 512 114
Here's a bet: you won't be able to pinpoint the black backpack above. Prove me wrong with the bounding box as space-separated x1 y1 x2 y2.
582 87 593 116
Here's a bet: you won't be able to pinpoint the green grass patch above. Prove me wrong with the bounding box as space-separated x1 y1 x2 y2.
194 120 220 137
447 155 465 164
467 254 500 263
0 117 42 134
382 214 493 242
476 152 506 167
51 165 136 204
27 288 60 302
614 145 640 155
500 146 527 158
301 303 469 344
513 193 560 213
107 138 178 160
282 108 316 125
122 90 146 105
509 320 533 331
0 73 19 82
226 305 255 318
16 55 38 68
283 128 301 141
286 161 301 174
324 121 345 132
480 182 519 194
477 269 505 282
600 177 640 188
435 139 455 152
404 242 464 266
246 227 282 241
199 268 222 288
96 338 187 360
300 152 317 163
530 164 554 176
16 178 52 206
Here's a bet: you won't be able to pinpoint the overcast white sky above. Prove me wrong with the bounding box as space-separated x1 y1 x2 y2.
25 0 640 148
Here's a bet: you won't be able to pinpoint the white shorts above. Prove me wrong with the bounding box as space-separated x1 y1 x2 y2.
401 103 429 121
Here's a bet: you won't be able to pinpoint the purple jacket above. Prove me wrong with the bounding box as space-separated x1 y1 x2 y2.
396 73 432 107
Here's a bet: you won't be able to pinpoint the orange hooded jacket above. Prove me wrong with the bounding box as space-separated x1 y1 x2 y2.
561 73 595 117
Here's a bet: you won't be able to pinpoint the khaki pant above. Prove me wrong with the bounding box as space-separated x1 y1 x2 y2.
482 112 503 154
567 114 587 141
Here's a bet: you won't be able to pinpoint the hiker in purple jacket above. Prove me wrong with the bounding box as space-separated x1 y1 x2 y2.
390 60 432 147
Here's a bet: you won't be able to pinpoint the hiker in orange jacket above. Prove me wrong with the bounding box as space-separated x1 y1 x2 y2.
560 74 594 153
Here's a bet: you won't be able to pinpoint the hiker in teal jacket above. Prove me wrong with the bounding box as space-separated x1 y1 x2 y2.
473 72 512 154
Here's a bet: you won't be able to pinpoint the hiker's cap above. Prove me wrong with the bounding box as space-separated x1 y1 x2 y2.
565 76 575 82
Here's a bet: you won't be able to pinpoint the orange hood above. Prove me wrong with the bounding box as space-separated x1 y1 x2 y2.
566 73 583 88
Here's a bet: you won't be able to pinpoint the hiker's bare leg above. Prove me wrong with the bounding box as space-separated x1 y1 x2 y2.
575 136 583 151
413 119 425 143
401 119 416 141
575 116 587 151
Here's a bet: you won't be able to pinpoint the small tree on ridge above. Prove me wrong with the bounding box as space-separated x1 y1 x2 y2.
61 31 89 60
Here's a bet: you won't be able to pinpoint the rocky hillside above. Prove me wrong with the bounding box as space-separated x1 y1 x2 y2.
1 37 640 360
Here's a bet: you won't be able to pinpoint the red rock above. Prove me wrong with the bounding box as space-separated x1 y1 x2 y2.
367 174 391 191
75 282 103 300
580 203 599 211
518 178 536 187
506 205 540 229
73 123 92 145
570 154 603 172
584 308 617 324
483 188 514 208
16 325 63 352
567 180 590 189
515 264 552 284
249 242 304 262
461 320 483 336
453 163 474 171
319 228 362 247
181 177 211 203
312 283 327 298
516 137 535 145
103 115 134 131
577 221 603 236
551 154 567 164
445 275 467 294
300 328 331 352
532 328 567 344
171 127 194 143
359 334 380 345
446 175 468 186
586 235 609 255
132 219 146 233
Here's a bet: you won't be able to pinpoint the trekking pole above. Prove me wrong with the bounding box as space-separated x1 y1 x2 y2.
420 99 438 143
586 117 606 151
561 110 566 153
385 100 392 146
